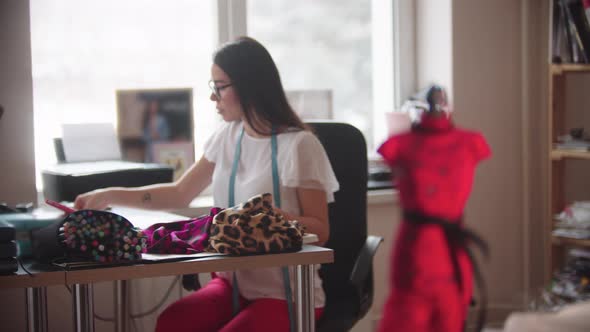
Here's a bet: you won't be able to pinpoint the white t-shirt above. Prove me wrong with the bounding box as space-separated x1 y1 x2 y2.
203 120 339 307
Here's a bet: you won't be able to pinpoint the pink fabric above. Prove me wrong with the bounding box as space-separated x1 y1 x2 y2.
155 276 323 332
142 208 222 254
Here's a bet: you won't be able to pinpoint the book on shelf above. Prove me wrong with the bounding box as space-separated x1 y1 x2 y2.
553 0 572 62
553 228 590 239
552 0 590 63
555 140 590 151
563 0 589 63
568 0 590 60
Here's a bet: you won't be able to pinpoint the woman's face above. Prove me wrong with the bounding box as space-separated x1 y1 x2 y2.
210 64 243 122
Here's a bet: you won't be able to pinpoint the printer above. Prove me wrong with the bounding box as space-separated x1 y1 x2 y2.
42 124 175 202
42 160 173 202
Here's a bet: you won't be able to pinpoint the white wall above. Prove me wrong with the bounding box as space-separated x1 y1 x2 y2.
416 0 453 96
452 0 525 313
0 0 37 206
451 0 549 323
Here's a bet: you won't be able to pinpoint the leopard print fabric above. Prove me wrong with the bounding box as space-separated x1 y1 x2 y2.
207 193 304 256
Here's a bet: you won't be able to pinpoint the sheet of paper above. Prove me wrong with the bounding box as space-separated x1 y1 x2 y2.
141 252 226 262
62 123 121 162
43 160 147 175
110 206 190 230
303 233 318 244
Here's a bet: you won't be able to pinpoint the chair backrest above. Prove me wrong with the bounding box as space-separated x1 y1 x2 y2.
307 122 368 327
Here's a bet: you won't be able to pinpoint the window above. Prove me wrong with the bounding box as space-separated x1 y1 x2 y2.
30 0 217 190
247 0 395 151
30 0 398 191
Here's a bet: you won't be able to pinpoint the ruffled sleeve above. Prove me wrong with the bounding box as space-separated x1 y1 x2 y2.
203 122 230 163
470 132 492 163
377 135 402 166
281 131 340 203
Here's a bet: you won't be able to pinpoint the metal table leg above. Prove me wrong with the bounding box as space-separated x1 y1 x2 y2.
72 284 95 332
25 287 48 332
114 280 129 332
294 264 315 332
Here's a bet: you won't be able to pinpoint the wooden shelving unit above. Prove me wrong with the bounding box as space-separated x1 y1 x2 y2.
552 236 590 248
550 63 590 74
550 149 590 160
547 63 590 282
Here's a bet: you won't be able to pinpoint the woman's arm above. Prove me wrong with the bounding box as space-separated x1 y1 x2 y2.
277 187 330 245
74 156 215 210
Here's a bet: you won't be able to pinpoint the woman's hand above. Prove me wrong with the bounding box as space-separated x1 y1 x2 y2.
74 188 114 210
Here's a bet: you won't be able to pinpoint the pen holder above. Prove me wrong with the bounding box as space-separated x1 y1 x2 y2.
32 209 147 263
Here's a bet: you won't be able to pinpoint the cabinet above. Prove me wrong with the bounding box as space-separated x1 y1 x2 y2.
547 63 590 282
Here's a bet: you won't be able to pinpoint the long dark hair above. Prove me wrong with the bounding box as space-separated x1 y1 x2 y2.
213 36 307 135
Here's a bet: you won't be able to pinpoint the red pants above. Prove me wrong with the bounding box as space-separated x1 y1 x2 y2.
378 224 473 332
155 276 323 332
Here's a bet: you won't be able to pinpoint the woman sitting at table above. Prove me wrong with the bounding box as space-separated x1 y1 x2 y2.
74 36 339 332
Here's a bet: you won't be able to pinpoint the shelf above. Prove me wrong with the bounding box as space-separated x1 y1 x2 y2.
552 235 590 248
550 63 590 74
550 149 590 160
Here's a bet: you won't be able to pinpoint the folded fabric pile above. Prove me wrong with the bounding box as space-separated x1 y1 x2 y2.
553 202 590 240
208 193 304 256
529 249 590 312
142 207 222 254
550 249 590 305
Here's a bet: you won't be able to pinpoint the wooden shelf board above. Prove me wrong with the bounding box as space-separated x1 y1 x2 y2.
550 149 590 160
552 236 590 247
551 64 590 74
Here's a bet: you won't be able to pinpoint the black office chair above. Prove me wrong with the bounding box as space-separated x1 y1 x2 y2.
308 122 383 332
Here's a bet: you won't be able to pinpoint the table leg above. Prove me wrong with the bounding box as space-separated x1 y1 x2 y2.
114 280 129 332
72 284 95 332
294 264 315 332
25 287 48 332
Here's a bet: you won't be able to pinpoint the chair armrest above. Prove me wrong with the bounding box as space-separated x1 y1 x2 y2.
349 235 383 286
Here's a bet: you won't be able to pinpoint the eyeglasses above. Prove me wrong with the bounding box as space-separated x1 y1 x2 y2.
208 80 233 99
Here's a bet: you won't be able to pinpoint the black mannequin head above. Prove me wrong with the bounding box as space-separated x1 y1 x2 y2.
426 84 448 114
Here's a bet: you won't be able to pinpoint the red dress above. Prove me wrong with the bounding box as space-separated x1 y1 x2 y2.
377 113 491 332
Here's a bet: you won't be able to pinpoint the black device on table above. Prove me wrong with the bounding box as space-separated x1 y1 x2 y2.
367 167 394 190
42 161 174 202
0 205 19 274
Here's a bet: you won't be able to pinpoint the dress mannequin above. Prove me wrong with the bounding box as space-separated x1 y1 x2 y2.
377 85 491 332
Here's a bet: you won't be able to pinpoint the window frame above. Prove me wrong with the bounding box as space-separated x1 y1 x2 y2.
30 0 409 194
222 0 403 151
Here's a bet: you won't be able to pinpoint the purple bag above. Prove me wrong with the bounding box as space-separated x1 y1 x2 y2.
142 207 222 254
